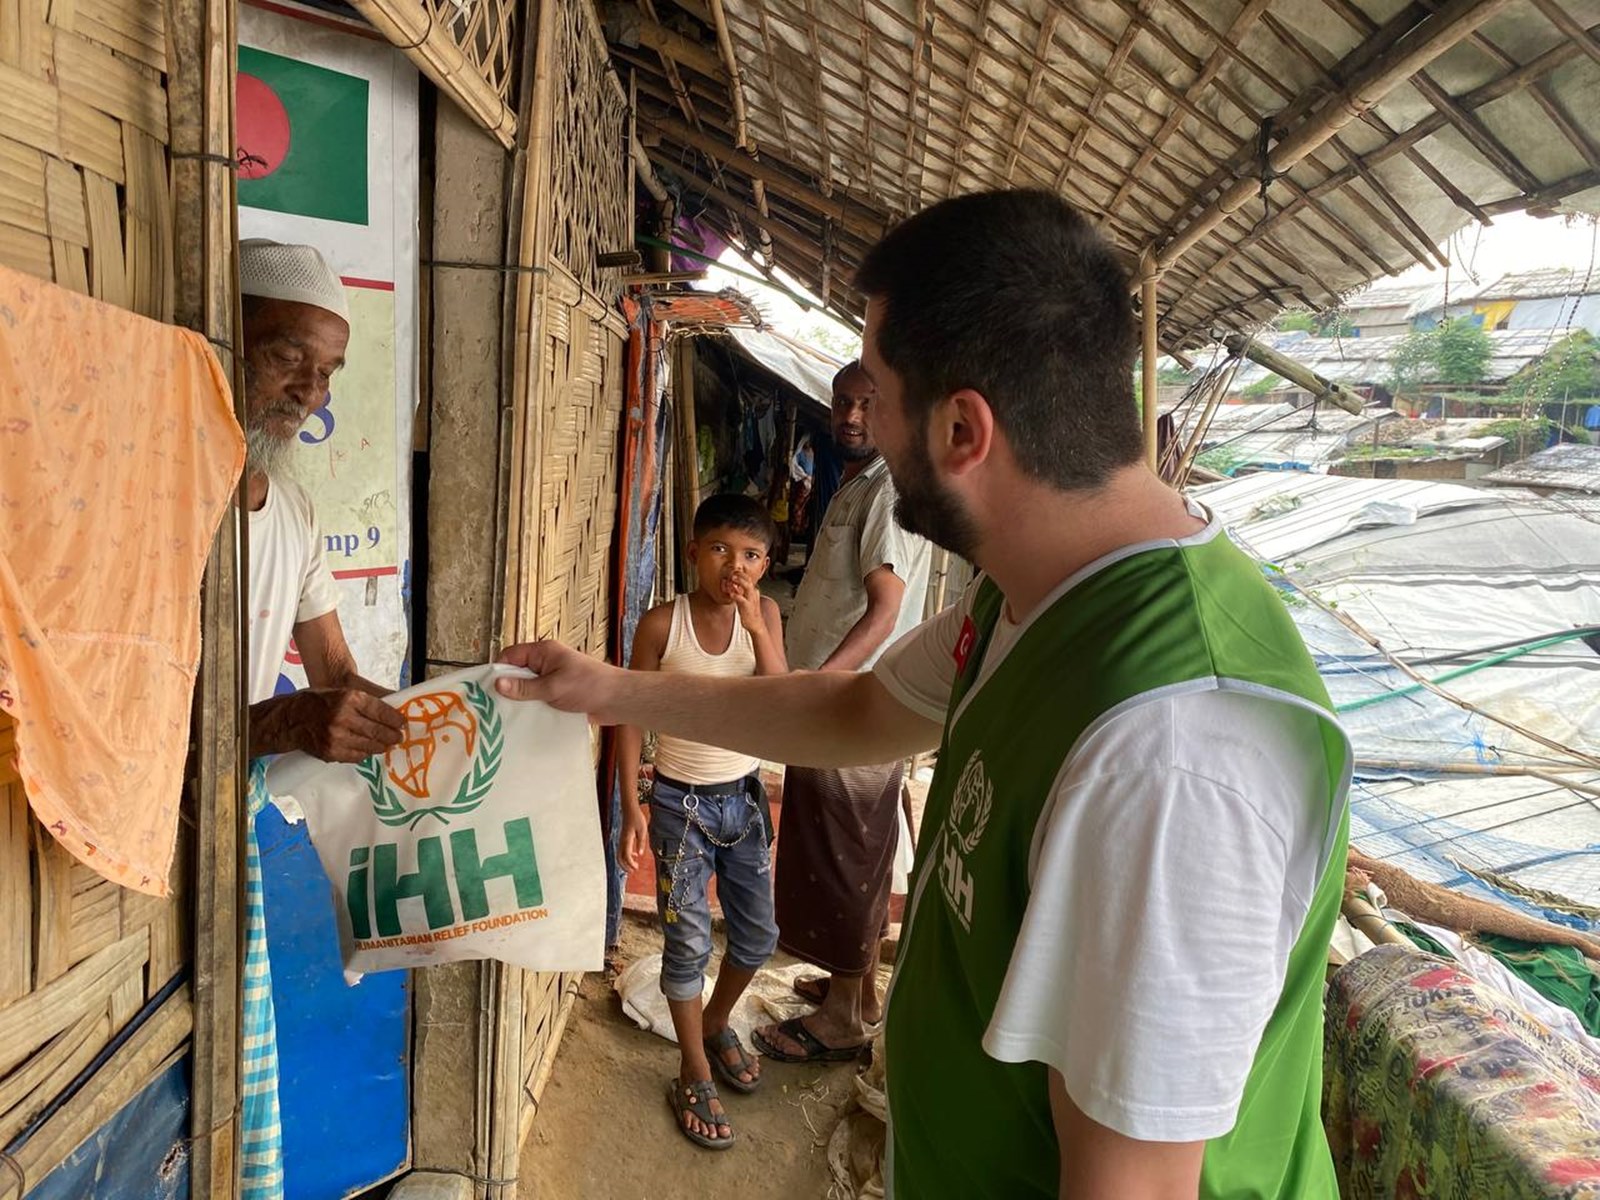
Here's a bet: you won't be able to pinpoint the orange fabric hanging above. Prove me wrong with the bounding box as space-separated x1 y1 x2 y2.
0 265 244 895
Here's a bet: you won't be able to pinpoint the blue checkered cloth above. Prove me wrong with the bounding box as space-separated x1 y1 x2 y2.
241 759 284 1200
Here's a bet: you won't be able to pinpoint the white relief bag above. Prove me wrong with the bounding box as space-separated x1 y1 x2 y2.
266 664 604 975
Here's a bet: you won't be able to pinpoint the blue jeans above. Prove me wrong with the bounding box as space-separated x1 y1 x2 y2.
649 774 777 1002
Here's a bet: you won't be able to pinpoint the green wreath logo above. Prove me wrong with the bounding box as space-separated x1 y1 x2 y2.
357 681 504 829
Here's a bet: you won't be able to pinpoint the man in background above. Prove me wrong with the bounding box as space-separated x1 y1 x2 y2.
754 361 931 1064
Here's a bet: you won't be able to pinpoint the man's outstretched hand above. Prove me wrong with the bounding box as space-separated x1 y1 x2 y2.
496 640 624 723
250 688 405 763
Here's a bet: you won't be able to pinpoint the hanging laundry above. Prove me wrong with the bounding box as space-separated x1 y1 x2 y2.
0 265 244 895
265 664 605 974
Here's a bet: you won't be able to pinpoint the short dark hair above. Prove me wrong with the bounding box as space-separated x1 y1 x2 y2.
855 189 1143 491
693 493 777 551
832 360 868 391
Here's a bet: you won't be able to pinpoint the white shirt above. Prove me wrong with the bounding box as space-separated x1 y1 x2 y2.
247 475 339 703
873 521 1335 1142
786 456 932 671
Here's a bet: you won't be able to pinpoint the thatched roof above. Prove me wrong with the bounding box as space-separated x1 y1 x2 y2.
608 0 1600 348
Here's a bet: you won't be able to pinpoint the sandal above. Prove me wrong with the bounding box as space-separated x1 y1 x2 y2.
792 975 830 1006
752 1017 869 1064
666 1078 734 1150
704 1027 761 1094
793 977 884 1031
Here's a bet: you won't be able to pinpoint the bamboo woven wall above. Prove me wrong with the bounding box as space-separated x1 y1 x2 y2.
0 751 188 1146
515 0 631 1122
0 0 235 1184
0 0 175 319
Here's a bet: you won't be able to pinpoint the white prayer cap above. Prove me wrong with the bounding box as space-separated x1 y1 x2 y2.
239 238 350 323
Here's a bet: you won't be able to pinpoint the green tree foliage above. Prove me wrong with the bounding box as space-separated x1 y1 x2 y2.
1435 318 1493 386
1517 331 1600 402
1390 319 1492 392
1274 309 1354 336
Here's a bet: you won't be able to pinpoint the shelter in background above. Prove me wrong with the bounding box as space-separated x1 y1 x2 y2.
1198 472 1600 916
1485 441 1600 493
1346 266 1600 336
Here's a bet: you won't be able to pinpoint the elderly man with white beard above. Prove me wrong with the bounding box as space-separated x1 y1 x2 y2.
237 238 404 761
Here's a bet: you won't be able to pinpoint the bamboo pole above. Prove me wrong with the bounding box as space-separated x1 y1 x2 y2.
630 17 727 81
1221 333 1365 415
344 0 517 148
643 115 883 239
674 336 701 586
1340 891 1411 949
1140 256 1159 470
168 0 243 1182
502 0 560 645
705 0 773 262
1173 357 1243 488
1150 0 1517 276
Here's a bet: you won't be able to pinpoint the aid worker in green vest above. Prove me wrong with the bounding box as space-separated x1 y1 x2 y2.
498 189 1351 1200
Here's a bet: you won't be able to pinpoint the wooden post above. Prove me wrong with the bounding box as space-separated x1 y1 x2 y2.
169 0 243 1184
1141 255 1159 471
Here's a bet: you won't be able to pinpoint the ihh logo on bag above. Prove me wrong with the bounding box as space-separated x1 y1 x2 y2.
345 818 546 941
343 681 550 947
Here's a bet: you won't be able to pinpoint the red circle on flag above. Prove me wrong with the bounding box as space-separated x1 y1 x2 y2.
237 73 290 180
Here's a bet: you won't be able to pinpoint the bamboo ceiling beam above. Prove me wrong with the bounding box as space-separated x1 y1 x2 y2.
1056 0 1152 187
1528 0 1600 71
1000 8 1062 182
643 112 886 238
1481 168 1600 216
1151 0 1518 278
628 16 727 81
646 148 829 261
706 0 773 261
1105 0 1270 209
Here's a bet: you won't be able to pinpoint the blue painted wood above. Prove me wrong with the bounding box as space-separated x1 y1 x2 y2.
256 804 410 1198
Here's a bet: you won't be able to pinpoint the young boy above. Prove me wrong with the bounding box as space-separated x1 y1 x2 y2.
617 493 787 1150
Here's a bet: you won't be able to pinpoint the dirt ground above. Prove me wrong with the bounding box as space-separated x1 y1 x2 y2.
520 916 866 1200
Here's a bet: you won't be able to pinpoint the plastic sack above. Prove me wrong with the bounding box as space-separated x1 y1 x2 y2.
266 664 604 975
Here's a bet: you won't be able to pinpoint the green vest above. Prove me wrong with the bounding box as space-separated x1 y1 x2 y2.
885 530 1351 1199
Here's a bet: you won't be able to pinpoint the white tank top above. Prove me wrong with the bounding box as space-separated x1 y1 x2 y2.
652 595 762 786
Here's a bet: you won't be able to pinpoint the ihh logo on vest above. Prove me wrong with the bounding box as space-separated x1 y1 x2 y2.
940 750 993 930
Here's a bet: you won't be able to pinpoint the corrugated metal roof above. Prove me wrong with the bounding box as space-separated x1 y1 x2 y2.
1483 442 1600 493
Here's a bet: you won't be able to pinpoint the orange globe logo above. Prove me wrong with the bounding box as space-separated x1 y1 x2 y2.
387 690 477 798
356 681 504 828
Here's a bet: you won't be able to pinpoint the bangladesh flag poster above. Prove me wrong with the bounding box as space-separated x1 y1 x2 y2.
238 3 418 696
238 47 369 225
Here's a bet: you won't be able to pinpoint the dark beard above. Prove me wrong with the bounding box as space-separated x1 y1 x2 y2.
890 438 980 559
837 441 877 462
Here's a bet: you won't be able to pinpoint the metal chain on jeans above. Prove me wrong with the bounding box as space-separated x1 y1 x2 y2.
660 790 762 924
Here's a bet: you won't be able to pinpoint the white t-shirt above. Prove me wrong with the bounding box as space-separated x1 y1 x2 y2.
786 456 932 672
873 526 1335 1143
247 475 339 703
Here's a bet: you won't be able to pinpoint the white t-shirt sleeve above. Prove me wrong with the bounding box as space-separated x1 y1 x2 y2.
982 689 1332 1143
857 475 924 584
870 583 973 722
295 487 340 624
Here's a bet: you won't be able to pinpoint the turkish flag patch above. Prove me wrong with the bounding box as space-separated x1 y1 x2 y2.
953 616 978 673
